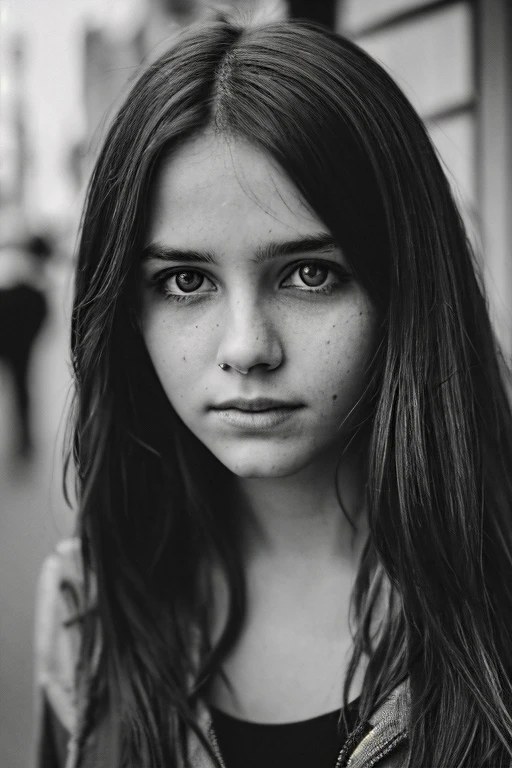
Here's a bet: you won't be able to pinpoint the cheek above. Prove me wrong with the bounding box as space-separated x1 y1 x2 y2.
141 313 207 402
302 308 376 410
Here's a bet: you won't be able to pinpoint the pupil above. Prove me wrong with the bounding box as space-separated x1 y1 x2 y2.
300 264 327 287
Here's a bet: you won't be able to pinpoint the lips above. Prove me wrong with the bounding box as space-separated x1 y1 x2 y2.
211 405 301 430
211 397 302 412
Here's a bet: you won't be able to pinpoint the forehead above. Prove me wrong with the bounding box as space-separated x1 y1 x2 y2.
147 132 324 248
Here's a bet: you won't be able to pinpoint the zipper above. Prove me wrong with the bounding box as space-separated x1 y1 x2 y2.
364 731 407 767
209 721 228 768
335 720 373 768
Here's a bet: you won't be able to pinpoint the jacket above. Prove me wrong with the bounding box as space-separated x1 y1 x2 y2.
34 539 410 768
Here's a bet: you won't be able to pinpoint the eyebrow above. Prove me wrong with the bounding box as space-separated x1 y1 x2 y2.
140 233 340 266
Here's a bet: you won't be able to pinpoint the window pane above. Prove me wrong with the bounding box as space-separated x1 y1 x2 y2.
428 112 475 206
356 3 473 117
428 111 477 241
341 0 434 33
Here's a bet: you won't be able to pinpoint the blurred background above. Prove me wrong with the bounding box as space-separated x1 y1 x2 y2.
1 0 511 766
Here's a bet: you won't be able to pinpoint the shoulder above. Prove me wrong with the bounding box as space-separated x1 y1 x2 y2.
38 538 84 589
35 538 88 734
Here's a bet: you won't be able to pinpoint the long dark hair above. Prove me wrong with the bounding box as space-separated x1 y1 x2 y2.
68 14 512 767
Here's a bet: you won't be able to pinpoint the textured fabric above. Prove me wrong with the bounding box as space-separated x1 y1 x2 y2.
35 539 411 768
345 683 409 768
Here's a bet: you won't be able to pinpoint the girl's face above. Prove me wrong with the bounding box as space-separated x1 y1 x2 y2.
140 133 377 478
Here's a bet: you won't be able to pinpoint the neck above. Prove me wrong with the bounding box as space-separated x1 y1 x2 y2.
233 448 369 569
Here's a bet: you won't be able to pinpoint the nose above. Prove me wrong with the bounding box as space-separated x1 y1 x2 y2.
216 296 283 374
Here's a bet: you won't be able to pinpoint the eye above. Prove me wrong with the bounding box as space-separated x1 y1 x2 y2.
281 261 351 293
152 268 216 300
173 271 205 293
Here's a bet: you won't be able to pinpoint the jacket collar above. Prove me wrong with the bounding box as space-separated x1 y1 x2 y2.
346 677 410 768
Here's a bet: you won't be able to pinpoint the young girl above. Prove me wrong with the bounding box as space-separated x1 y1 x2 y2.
35 13 512 768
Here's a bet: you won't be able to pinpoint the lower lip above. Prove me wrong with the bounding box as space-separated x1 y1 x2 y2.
212 407 301 430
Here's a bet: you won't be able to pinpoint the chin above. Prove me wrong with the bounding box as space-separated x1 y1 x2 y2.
212 444 317 479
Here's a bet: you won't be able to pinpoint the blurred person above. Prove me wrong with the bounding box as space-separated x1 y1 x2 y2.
0 233 51 461
34 13 512 768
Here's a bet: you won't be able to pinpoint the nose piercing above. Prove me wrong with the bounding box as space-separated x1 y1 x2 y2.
219 363 249 374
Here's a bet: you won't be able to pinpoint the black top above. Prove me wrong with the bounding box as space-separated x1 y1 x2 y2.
210 697 361 768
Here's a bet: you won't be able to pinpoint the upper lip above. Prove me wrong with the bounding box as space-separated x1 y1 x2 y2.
212 398 302 412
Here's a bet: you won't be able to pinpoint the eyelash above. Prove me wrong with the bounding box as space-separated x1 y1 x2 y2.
149 260 352 304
